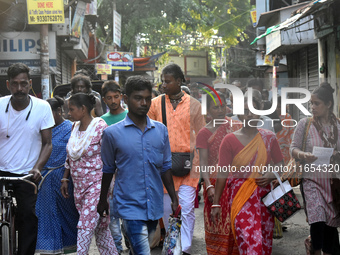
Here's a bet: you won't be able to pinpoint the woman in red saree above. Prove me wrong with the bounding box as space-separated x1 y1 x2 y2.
211 95 283 255
197 92 241 254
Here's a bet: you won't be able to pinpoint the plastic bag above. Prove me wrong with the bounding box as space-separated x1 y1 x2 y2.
161 205 182 255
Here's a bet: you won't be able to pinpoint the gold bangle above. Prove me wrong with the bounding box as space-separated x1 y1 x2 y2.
61 178 70 183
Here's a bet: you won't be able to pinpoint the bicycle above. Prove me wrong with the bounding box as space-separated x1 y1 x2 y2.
0 174 37 255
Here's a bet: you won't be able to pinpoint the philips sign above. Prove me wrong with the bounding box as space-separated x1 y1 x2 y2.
0 32 57 75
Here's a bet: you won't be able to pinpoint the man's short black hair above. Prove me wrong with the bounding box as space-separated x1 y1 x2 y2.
246 78 264 90
124 76 152 97
102 80 121 97
7 63 30 80
70 75 92 92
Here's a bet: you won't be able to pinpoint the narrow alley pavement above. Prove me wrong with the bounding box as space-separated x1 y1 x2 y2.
87 187 310 254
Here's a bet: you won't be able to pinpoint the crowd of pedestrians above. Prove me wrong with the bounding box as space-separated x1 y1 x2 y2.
0 62 340 255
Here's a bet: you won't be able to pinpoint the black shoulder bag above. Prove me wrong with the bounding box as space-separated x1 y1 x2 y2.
161 95 191 177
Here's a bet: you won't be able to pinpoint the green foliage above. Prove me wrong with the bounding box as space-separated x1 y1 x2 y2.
97 0 252 52
226 24 258 79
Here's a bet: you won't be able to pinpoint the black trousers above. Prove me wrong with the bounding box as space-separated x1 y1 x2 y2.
0 171 38 255
310 221 340 254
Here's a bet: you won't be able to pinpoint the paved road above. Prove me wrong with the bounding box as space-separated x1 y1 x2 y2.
86 187 310 255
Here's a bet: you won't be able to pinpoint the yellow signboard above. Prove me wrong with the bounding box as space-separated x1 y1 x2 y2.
264 55 274 66
250 9 257 27
27 0 65 24
96 64 112 75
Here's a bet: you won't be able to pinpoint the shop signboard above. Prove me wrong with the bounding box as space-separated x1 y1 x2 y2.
27 0 64 24
107 52 134 71
0 32 57 75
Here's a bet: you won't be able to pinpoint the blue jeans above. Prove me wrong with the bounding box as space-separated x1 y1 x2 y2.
121 219 158 255
109 198 123 253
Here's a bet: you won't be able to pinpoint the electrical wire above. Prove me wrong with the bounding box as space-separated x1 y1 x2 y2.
0 20 27 39
83 32 110 63
211 10 251 30
229 61 265 70
0 3 15 16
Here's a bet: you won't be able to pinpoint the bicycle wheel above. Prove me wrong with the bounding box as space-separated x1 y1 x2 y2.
2 225 10 255
10 214 16 255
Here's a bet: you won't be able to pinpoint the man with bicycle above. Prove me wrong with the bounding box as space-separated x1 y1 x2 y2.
0 63 54 255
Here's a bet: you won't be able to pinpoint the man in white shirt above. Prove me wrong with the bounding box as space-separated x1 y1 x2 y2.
0 63 54 255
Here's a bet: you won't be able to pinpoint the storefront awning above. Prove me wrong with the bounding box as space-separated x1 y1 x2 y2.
256 2 308 28
251 13 303 44
251 0 333 45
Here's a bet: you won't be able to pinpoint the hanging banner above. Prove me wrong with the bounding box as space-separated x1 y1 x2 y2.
27 0 65 24
113 10 121 48
71 1 86 38
250 9 257 27
85 0 97 15
264 55 274 66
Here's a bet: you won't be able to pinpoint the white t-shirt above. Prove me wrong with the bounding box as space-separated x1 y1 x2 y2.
0 95 55 174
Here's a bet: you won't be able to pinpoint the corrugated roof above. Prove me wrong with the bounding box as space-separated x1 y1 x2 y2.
252 0 333 44
257 2 308 27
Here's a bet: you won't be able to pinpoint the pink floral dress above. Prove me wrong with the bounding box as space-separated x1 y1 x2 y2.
65 120 109 230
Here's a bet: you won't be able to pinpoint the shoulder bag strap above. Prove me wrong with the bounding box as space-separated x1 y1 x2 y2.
302 117 312 151
161 95 167 127
300 117 313 218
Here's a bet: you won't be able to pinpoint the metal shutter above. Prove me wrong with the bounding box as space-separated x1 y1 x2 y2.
298 44 319 120
299 47 308 120
307 44 319 92
56 36 72 85
61 53 71 84
56 38 62 86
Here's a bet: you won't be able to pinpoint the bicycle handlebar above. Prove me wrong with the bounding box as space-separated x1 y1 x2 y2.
0 174 37 194
0 174 33 182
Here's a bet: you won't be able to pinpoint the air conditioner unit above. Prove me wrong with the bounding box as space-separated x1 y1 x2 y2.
52 18 70 36
256 27 266 45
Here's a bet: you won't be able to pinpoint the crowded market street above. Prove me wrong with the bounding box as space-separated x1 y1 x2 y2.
87 187 310 255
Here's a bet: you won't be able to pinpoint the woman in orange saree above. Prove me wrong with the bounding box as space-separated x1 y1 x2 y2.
275 96 295 165
211 96 283 255
197 92 241 254
273 96 295 238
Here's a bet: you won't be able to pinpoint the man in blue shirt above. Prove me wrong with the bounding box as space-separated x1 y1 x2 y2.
98 76 178 255
100 80 128 254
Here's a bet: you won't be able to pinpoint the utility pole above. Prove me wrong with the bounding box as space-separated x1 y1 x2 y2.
40 24 50 99
113 0 119 83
